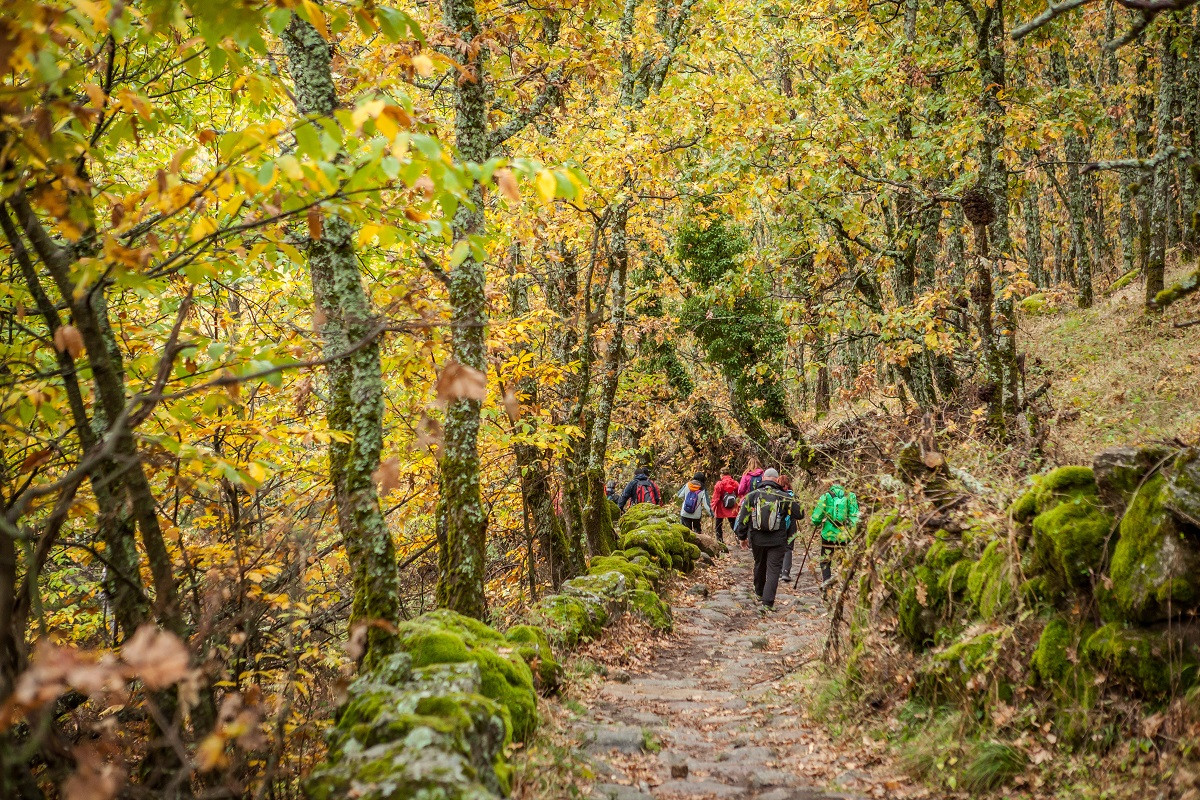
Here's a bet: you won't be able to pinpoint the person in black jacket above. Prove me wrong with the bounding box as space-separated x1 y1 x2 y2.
618 465 662 510
733 468 800 610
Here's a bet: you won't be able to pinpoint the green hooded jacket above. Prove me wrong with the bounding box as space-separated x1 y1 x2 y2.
811 484 859 543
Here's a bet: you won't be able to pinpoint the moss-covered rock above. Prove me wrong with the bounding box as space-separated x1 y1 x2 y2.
899 565 940 649
1031 617 1084 686
588 554 663 588
1030 492 1113 591
1010 482 1040 525
308 658 510 800
618 503 674 535
865 510 908 547
620 521 701 572
396 611 538 742
1163 448 1200 529
1104 473 1200 623
505 625 561 693
1092 445 1176 513
1083 622 1197 699
630 582 673 631
967 541 1013 619
1033 466 1097 514
924 537 964 572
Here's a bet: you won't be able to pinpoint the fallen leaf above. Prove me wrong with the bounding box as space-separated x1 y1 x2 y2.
416 414 444 452
412 53 434 77
306 205 323 240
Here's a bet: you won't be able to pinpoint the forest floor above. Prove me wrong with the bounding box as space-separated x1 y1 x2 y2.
516 548 927 800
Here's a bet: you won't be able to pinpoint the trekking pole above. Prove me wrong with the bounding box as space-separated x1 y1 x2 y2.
793 528 819 588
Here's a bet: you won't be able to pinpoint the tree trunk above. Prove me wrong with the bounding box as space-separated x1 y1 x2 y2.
1148 21 1179 310
282 14 400 654
1051 48 1093 308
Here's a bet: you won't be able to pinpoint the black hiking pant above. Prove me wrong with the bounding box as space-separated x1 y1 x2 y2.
820 542 845 584
714 517 732 542
680 516 701 533
751 542 788 608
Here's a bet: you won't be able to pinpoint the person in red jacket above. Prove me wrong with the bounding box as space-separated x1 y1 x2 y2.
711 467 741 545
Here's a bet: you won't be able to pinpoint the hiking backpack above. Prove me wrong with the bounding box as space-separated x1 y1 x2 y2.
749 473 763 493
635 479 660 505
721 490 737 509
683 488 701 514
751 489 790 532
826 494 848 524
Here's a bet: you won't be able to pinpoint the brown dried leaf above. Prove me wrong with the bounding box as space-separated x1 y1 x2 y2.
415 413 444 453
312 306 327 333
373 456 401 496
914 581 927 608
502 389 521 422
63 744 125 800
121 626 189 689
414 174 435 199
306 205 323 240
434 359 487 406
54 324 85 358
20 449 53 473
495 168 520 203
345 623 369 662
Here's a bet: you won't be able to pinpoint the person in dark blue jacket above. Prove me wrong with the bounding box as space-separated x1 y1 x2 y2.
618 465 662 510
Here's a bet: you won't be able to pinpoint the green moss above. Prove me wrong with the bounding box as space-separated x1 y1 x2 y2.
1018 292 1049 315
1034 466 1097 514
630 586 672 630
866 511 908 547
1105 474 1200 623
936 560 970 599
1083 622 1196 699
924 538 964 572
935 628 1005 675
1030 495 1113 590
396 611 539 742
505 624 562 693
589 554 663 588
1031 618 1073 685
1010 484 1039 524
967 541 1013 619
529 593 597 648
899 565 939 649
619 503 674 535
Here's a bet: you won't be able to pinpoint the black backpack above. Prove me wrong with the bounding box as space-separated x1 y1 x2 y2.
750 488 791 532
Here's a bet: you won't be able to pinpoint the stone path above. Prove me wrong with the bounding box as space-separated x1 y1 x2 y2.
567 547 913 800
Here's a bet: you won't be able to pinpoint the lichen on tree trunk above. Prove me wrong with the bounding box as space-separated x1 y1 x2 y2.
282 13 399 660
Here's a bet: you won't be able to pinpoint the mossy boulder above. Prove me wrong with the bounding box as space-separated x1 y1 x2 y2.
1163 448 1200 528
1104 473 1200 623
1032 466 1098 514
1093 445 1176 513
924 537 964 572
1030 617 1093 687
308 657 510 800
865 510 909 547
1029 491 1113 592
1018 292 1050 315
396 611 538 742
967 541 1013 619
620 522 701 572
1083 622 1198 699
630 581 673 631
899 565 940 649
619 503 674 535
588 554 663 588
505 625 561 693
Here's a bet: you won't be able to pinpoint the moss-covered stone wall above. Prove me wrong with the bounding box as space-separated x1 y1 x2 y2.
852 445 1200 757
305 503 723 799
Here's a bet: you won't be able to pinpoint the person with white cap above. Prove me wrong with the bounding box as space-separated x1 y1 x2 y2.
732 467 800 610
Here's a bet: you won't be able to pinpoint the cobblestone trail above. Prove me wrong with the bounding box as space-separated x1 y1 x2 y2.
569 547 911 800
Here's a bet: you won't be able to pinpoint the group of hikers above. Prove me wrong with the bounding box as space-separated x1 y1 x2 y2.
609 459 859 611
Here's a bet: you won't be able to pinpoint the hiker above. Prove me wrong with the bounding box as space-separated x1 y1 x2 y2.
738 456 765 498
619 465 663 510
605 479 619 503
811 482 860 587
777 474 798 583
733 468 800 610
676 472 712 533
711 467 740 544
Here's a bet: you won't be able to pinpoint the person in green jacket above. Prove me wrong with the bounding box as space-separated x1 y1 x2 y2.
810 483 859 587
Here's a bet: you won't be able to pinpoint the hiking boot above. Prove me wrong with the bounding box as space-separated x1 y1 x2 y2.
779 573 791 583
